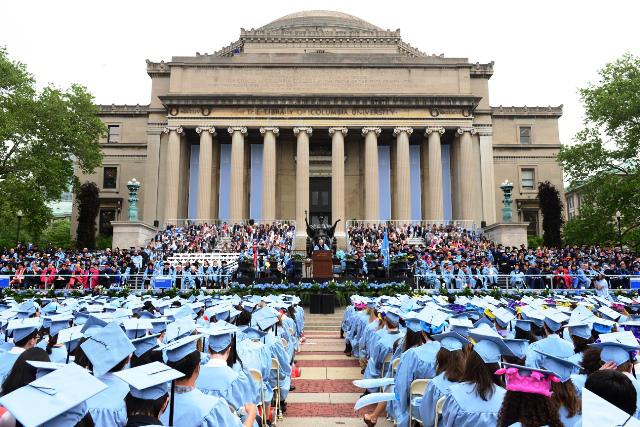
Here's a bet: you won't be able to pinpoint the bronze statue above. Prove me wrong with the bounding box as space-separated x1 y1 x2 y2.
305 210 340 242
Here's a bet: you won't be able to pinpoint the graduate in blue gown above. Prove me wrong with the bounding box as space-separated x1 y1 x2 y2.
160 334 256 427
81 321 136 427
0 318 41 382
363 308 403 391
525 312 574 369
196 324 259 427
419 332 468 427
440 326 514 427
236 327 274 403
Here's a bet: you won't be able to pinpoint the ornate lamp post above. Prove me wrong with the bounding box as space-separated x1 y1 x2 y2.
127 178 141 221
500 180 514 223
615 210 623 248
16 210 23 246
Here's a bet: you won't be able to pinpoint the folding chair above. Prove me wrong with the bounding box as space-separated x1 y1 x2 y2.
249 368 267 427
409 379 429 425
271 357 282 424
391 357 401 377
434 395 447 427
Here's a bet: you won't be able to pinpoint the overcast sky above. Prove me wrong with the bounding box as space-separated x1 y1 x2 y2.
2 0 639 145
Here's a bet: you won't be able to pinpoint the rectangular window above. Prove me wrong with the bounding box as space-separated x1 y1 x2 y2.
99 209 116 236
103 167 118 189
521 168 535 190
519 126 531 144
567 196 574 210
107 125 120 143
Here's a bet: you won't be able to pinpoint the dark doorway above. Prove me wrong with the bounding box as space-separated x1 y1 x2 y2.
309 177 331 225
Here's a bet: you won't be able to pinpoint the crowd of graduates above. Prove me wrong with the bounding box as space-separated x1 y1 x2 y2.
342 292 640 426
0 293 304 426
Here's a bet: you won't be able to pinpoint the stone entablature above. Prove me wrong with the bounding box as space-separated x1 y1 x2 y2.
492 105 563 117
99 104 149 116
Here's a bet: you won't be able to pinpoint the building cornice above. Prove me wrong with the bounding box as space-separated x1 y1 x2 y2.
491 105 563 118
158 94 482 110
493 144 562 149
98 104 149 116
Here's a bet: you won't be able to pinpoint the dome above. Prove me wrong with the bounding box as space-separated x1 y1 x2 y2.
258 10 383 32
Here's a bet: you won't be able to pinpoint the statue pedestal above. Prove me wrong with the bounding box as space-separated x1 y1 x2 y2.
483 222 529 248
111 221 158 249
334 232 347 251
294 232 308 253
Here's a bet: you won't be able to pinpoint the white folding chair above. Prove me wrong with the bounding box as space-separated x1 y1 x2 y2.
434 395 447 427
249 368 267 427
271 357 282 423
409 379 430 425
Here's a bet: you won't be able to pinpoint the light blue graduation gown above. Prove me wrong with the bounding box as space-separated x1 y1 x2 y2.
571 373 587 396
525 334 574 369
559 405 582 427
394 341 441 427
236 338 274 403
265 332 292 400
196 362 259 427
86 373 128 427
440 382 506 427
359 319 379 360
363 329 402 391
419 373 458 427
0 351 20 383
159 388 243 427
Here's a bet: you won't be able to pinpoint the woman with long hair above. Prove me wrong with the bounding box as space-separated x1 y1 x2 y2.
419 332 468 427
440 328 513 426
1 347 49 396
496 364 563 427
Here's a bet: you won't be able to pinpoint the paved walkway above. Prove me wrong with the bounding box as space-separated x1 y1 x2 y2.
280 308 393 427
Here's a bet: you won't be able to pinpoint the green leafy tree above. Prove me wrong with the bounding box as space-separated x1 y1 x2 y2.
0 47 105 237
537 181 564 247
558 53 640 249
76 182 100 249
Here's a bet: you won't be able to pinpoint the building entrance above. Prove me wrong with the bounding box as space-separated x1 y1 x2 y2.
309 177 331 225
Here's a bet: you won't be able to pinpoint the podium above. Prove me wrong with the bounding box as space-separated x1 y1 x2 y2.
312 250 333 278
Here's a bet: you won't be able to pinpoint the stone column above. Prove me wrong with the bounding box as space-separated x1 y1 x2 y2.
143 127 162 224
393 127 413 221
457 127 477 222
294 127 312 249
195 126 216 221
362 127 381 220
425 127 445 221
162 126 183 225
227 127 247 222
260 127 279 221
329 127 347 248
478 127 497 224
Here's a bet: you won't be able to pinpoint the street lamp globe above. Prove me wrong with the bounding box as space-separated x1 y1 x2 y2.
16 210 23 218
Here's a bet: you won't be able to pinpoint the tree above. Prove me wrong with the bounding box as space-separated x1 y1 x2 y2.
76 182 100 249
537 181 564 247
0 47 105 237
558 53 640 249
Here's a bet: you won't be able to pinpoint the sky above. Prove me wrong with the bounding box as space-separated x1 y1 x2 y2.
2 0 639 146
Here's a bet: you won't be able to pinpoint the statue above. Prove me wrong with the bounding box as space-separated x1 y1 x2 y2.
127 178 141 221
305 211 340 254
500 180 514 223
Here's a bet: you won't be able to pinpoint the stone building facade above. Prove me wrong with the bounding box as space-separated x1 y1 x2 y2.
72 10 564 245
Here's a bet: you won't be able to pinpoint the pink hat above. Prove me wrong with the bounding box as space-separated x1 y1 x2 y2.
495 364 560 397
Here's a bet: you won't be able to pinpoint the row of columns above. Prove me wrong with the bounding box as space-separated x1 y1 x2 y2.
161 125 482 228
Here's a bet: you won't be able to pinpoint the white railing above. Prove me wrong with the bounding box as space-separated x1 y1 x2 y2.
166 252 241 270
164 219 296 228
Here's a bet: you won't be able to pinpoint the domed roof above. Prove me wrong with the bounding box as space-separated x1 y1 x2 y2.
258 10 383 32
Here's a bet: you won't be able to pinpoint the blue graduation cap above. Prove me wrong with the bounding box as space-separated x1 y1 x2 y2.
27 360 70 379
240 327 267 341
73 311 90 326
469 326 515 363
114 361 183 400
514 319 533 332
138 311 157 320
504 339 529 360
7 318 41 343
16 301 39 319
0 364 107 427
567 324 592 340
81 321 136 377
405 317 422 333
543 311 569 333
123 318 153 340
80 315 108 338
384 308 401 326
593 318 615 334
473 316 496 330
150 319 167 335
159 334 203 363
49 317 72 337
57 325 84 354
433 332 468 351
164 319 196 343
205 325 237 352
252 308 279 331
131 333 161 357
535 350 581 382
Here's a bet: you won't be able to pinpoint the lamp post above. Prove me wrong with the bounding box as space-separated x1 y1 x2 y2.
127 178 141 222
615 210 623 248
500 180 514 223
16 210 23 246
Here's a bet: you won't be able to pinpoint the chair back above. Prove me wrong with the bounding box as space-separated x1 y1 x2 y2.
409 378 430 424
249 368 267 427
434 395 447 427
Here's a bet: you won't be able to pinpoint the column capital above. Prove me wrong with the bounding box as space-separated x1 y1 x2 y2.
361 127 381 136
259 127 280 136
456 127 477 135
328 127 348 136
195 126 216 136
425 126 445 136
393 126 413 136
293 127 313 136
227 126 248 135
163 125 183 135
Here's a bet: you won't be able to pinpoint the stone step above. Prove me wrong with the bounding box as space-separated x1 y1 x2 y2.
280 418 393 427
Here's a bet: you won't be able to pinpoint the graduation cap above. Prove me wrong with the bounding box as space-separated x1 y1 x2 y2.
80 315 108 338
0 364 107 427
514 319 533 332
164 318 196 343
535 349 581 382
159 334 203 363
131 333 161 357
582 387 640 426
123 318 153 340
239 327 267 341
203 324 237 352
57 325 84 361
495 363 560 397
252 307 279 331
543 311 569 332
432 331 468 352
7 318 41 343
114 361 183 400
504 338 529 360
26 360 72 379
468 326 515 363
593 317 616 334
150 319 168 335
80 321 136 377
567 324 592 340
473 316 496 330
